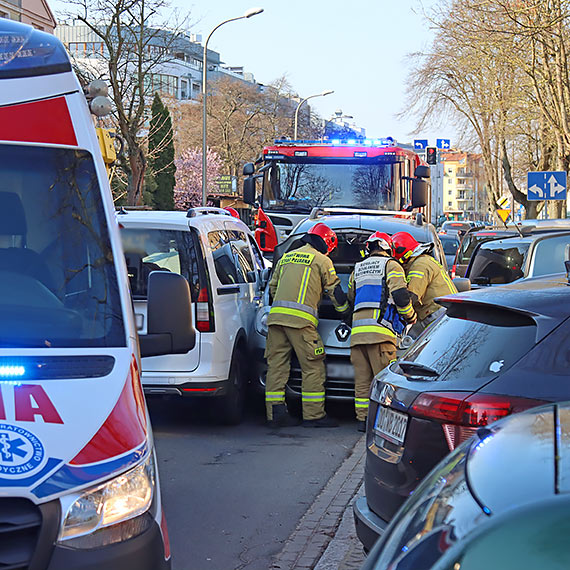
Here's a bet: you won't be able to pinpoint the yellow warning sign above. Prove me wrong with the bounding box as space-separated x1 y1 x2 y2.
497 209 510 223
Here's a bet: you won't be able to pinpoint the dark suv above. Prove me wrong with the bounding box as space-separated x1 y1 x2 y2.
354 273 570 551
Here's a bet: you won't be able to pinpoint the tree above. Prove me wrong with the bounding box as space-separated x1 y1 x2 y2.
63 0 186 206
174 148 223 210
148 93 175 209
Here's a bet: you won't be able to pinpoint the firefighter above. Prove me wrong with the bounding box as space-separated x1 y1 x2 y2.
391 231 458 335
347 232 417 432
265 223 348 428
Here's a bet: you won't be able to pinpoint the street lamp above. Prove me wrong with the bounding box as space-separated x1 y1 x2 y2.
293 90 334 140
202 7 264 206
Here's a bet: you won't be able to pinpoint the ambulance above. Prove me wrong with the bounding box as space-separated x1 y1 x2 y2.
0 19 195 568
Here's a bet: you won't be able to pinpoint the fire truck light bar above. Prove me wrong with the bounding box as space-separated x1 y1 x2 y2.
274 138 396 147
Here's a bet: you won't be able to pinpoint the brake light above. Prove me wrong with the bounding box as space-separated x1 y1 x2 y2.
451 264 456 279
410 392 546 450
196 287 214 332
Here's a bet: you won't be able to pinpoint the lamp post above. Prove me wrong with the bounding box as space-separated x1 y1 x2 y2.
202 7 264 206
293 90 333 140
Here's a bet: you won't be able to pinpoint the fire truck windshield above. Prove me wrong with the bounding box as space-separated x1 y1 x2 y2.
263 161 396 212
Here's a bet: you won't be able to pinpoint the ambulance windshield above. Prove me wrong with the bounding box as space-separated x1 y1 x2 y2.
0 144 125 348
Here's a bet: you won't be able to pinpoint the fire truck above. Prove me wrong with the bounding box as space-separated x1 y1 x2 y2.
242 138 431 251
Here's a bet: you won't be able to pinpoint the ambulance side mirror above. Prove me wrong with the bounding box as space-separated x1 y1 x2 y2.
138 271 196 358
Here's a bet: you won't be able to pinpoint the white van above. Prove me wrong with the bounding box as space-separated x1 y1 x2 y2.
119 209 270 424
0 19 193 568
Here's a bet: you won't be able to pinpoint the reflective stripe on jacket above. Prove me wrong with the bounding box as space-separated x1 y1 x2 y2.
267 244 342 329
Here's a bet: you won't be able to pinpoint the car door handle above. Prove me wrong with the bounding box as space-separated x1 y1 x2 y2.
217 286 240 295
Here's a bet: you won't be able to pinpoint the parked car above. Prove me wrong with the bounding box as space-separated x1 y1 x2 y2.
119 208 269 424
354 272 570 551
438 233 461 269
439 221 473 237
361 400 570 569
251 208 448 405
466 230 570 286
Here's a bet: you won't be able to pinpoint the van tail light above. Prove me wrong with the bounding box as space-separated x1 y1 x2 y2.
196 287 214 332
451 264 456 279
410 392 546 451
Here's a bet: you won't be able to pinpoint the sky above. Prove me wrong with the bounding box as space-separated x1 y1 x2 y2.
52 0 454 146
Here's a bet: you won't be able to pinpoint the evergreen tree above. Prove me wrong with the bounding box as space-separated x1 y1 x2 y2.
148 93 176 209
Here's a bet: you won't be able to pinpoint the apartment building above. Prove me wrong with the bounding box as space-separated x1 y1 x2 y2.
0 0 56 32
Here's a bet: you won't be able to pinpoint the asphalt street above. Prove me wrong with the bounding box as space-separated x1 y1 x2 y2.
148 397 362 570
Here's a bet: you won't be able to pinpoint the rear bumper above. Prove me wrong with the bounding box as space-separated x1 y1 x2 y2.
353 496 389 552
47 521 170 570
143 379 230 398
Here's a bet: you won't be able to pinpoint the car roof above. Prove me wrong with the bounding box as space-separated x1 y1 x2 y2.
116 209 249 231
291 214 436 242
438 273 570 321
475 230 570 247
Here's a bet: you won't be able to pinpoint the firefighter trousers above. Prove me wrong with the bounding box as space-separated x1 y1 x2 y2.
265 324 326 421
350 341 397 421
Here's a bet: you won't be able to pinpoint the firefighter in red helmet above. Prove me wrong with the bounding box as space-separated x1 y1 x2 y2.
265 223 348 428
347 231 416 431
392 231 457 334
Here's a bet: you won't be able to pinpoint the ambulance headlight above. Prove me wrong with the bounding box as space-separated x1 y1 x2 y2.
255 306 270 336
58 453 156 548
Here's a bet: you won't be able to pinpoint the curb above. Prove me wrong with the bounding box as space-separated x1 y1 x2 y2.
271 436 366 569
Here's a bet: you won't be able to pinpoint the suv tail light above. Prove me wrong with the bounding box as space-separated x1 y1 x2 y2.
410 392 546 450
451 263 456 279
196 287 214 332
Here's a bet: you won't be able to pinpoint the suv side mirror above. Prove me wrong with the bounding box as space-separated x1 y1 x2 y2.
139 271 195 358
243 162 255 176
411 178 428 208
243 177 256 205
260 267 270 289
452 277 471 292
246 270 257 283
414 165 430 178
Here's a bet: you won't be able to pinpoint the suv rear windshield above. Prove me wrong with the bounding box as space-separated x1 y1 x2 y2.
399 313 536 383
121 228 205 301
0 144 125 348
468 239 530 285
457 233 508 265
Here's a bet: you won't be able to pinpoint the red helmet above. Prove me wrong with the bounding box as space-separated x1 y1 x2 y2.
392 232 419 262
366 231 393 254
308 223 338 254
225 207 240 219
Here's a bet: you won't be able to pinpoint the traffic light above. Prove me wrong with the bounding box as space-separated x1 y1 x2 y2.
426 147 437 165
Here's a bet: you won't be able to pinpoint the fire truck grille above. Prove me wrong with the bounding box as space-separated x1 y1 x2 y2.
0 498 42 570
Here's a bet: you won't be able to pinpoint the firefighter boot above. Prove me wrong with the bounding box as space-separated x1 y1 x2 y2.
302 414 339 428
267 404 300 428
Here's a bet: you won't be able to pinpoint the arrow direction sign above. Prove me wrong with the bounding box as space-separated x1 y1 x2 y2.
414 139 428 150
436 138 451 149
527 171 567 201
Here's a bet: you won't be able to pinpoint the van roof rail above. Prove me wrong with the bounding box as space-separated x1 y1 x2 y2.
309 207 415 220
186 207 231 218
115 206 152 214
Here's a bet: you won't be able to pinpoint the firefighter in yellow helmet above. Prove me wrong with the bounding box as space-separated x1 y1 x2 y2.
347 232 417 432
392 231 457 335
265 223 348 428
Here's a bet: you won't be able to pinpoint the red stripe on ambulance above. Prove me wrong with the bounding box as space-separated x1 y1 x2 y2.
70 359 147 465
0 384 63 424
0 97 77 146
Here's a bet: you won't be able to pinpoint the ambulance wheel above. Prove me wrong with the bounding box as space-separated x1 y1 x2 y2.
218 355 245 425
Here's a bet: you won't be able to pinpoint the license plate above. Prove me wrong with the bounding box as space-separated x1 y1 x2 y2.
326 362 354 378
374 406 408 445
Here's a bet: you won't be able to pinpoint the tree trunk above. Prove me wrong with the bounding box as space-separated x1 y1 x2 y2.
127 145 147 206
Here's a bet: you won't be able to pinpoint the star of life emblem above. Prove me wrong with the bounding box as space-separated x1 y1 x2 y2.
0 423 44 478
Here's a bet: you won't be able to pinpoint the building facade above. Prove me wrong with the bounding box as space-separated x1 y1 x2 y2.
0 0 56 32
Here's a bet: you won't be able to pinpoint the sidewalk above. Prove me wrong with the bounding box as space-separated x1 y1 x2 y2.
271 436 367 570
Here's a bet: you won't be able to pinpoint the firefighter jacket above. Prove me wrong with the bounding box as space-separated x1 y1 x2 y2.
268 244 348 329
347 252 416 347
405 254 457 321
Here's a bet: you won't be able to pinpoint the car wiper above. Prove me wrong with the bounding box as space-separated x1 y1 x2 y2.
398 361 440 378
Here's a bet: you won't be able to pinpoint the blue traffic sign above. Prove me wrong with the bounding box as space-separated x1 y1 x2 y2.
436 139 451 149
527 171 567 201
414 139 428 150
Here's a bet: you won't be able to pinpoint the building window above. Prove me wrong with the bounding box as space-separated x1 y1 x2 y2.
448 168 453 173
448 201 452 207
145 73 179 97
448 190 452 195
448 178 452 184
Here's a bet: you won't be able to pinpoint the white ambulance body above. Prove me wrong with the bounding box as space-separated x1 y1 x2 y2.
0 19 194 568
